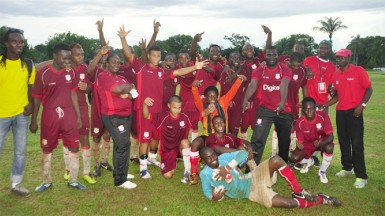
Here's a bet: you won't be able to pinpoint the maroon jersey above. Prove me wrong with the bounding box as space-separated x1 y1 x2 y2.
219 67 246 103
32 65 77 108
303 56 336 104
118 64 137 86
178 61 198 111
72 63 91 108
195 61 223 96
150 111 201 151
252 63 292 112
162 78 179 112
96 70 132 116
132 57 174 113
295 111 333 145
205 133 243 154
287 66 307 119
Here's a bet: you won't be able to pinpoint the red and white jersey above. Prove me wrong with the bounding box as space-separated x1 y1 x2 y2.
287 66 307 118
72 63 91 108
295 111 333 145
195 61 223 97
205 133 243 155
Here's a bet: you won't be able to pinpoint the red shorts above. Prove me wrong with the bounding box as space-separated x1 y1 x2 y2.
241 98 260 130
40 107 79 152
79 105 90 136
227 101 242 134
131 110 138 137
91 100 105 139
136 109 156 143
300 138 332 159
160 149 180 174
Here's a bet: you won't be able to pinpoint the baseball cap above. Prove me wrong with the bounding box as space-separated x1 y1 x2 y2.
335 48 352 57
319 40 332 48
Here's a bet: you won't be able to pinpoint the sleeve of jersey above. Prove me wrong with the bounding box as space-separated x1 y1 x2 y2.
192 86 204 112
199 169 214 200
220 77 242 105
251 67 262 80
282 64 292 80
359 67 372 88
31 70 43 98
323 113 334 135
295 120 304 144
225 151 248 169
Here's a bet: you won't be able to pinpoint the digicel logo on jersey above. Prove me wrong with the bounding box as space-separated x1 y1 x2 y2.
263 84 280 92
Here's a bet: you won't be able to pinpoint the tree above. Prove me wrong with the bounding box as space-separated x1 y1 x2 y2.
155 34 195 59
223 33 261 59
348 35 364 65
274 34 317 56
313 17 347 43
347 35 385 68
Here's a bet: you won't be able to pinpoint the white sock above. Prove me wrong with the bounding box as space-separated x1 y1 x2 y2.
271 129 278 156
69 152 80 182
11 183 18 188
149 152 157 160
299 158 311 165
191 129 199 141
82 147 91 175
320 152 333 172
63 146 70 171
182 148 191 173
140 158 148 172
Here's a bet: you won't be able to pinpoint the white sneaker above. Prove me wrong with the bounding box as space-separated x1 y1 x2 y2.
148 158 161 167
354 178 367 188
300 158 314 174
127 173 135 179
336 169 354 177
140 170 152 179
117 181 137 189
319 171 328 183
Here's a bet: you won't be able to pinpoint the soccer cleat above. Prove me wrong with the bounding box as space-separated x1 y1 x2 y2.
100 161 114 171
35 182 52 193
83 174 97 184
312 156 321 167
300 158 314 174
93 163 101 177
293 163 303 170
189 173 199 185
318 193 342 206
127 173 135 179
117 181 137 189
181 171 190 184
336 169 354 177
64 170 70 181
140 170 152 179
292 189 319 202
318 171 328 183
148 157 161 167
67 181 87 190
354 178 367 189
11 184 31 197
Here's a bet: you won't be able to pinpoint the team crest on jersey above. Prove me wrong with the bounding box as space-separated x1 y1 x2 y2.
180 121 185 127
275 74 280 80
336 81 339 85
42 139 48 145
118 125 125 132
252 64 257 69
65 74 71 81
144 132 150 138
193 71 196 76
256 118 262 125
80 73 85 80
93 128 100 134
316 123 322 130
225 144 229 148
158 72 162 78
293 74 298 80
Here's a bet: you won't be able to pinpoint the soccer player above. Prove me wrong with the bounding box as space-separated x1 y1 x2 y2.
291 97 334 183
161 54 178 112
0 27 35 197
242 46 293 165
323 48 373 188
199 148 341 208
31 43 86 192
143 95 214 182
118 24 208 179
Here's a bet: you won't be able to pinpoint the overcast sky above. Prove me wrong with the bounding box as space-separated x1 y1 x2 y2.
1 0 384 53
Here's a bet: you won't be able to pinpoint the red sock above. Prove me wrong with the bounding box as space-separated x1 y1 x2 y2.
278 165 302 193
190 150 199 174
295 196 323 208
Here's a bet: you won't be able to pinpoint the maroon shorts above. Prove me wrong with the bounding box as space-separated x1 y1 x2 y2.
227 102 242 134
79 105 90 136
131 110 138 137
160 149 180 174
300 137 331 158
40 107 79 152
136 109 156 143
91 100 105 139
241 98 260 130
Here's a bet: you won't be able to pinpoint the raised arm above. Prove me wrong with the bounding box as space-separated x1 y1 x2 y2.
96 18 107 47
147 19 161 50
87 45 109 75
191 32 204 60
172 57 209 77
118 25 134 64
261 25 272 49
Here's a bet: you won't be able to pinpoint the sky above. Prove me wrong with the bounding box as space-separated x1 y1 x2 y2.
1 0 385 52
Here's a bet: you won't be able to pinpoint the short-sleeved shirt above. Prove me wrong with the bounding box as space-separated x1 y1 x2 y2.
295 111 333 145
287 66 307 117
32 65 77 109
205 133 243 154
72 63 91 108
150 111 201 151
303 56 336 104
96 70 132 116
333 64 372 110
251 63 292 112
195 61 223 97
132 57 174 113
0 56 36 117
177 62 197 111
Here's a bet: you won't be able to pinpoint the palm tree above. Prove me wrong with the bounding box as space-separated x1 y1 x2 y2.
313 17 348 43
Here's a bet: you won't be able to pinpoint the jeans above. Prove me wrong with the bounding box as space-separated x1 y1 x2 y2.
336 109 367 179
250 106 294 164
0 113 29 186
102 114 132 186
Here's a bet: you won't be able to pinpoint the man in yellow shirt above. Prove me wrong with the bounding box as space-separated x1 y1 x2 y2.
0 27 35 197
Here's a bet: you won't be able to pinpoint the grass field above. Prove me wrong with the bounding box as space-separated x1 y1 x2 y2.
1 70 384 216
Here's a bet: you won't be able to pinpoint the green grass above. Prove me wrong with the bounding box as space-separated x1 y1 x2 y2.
1 71 384 215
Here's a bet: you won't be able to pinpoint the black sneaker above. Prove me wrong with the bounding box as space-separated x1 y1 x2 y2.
93 163 101 177
312 156 321 167
292 189 319 202
130 157 140 165
319 193 342 206
100 161 114 172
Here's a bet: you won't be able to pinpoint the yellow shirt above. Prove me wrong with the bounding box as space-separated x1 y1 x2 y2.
0 56 36 118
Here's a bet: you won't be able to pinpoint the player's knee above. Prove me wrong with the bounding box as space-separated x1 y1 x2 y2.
180 139 190 148
269 155 285 167
324 143 334 154
290 153 302 163
191 137 203 151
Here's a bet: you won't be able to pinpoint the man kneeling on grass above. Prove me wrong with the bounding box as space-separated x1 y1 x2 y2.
199 147 341 208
